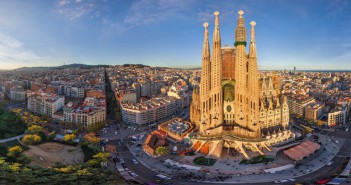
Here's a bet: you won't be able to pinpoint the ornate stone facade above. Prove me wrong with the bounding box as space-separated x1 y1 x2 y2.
190 10 295 158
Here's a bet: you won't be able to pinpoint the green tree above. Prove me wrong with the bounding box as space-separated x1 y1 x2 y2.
155 146 169 156
26 125 43 134
87 122 105 132
87 159 100 167
7 146 23 158
9 163 21 172
83 133 101 143
88 152 110 168
0 157 6 165
64 134 76 143
22 134 42 145
92 152 110 162
47 131 57 141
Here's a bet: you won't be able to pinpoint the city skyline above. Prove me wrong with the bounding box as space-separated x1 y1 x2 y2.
0 0 351 70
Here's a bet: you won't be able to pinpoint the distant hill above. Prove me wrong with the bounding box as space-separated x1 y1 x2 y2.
15 64 110 71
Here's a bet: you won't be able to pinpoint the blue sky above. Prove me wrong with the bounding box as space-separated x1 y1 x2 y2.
0 0 350 70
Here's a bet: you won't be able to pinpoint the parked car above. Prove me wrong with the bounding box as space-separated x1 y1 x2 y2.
129 172 138 177
120 159 125 164
121 162 126 168
327 161 334 166
274 180 288 183
124 167 131 172
131 158 138 164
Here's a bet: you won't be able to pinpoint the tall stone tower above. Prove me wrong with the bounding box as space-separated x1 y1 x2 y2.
209 11 223 130
247 21 260 137
233 10 248 131
199 22 211 134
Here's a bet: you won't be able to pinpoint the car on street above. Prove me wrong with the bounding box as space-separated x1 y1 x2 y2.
115 131 118 135
316 178 331 184
155 174 171 181
129 172 138 177
131 158 138 164
120 159 125 164
327 161 334 166
274 180 288 183
124 167 131 172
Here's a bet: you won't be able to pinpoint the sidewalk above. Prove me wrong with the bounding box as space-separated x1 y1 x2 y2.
0 133 25 143
129 133 342 184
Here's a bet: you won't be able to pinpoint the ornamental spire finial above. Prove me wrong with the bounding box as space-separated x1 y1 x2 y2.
249 20 257 58
214 11 220 27
238 10 244 17
250 21 256 42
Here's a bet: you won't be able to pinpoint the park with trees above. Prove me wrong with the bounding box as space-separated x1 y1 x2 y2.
0 107 26 139
0 108 124 184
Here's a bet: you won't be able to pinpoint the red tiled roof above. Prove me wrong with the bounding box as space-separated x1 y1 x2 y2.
283 140 320 161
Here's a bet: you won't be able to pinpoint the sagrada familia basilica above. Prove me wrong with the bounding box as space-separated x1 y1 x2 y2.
190 10 295 158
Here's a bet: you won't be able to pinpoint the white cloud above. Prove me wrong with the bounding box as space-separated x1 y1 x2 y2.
124 0 194 26
0 32 40 63
101 18 131 35
197 12 213 23
58 0 71 7
55 0 105 20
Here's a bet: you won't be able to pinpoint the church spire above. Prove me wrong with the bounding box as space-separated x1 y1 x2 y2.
234 10 247 46
262 77 267 92
249 21 257 58
202 22 210 62
200 22 211 99
210 11 223 126
211 11 222 90
268 77 274 90
213 11 221 43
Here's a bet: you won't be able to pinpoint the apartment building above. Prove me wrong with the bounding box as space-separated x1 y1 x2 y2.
304 103 324 122
10 86 26 101
287 95 315 118
27 92 65 117
121 96 181 125
328 106 347 127
115 89 137 103
63 96 106 128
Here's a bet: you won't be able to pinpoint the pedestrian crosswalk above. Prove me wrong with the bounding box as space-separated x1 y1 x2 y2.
118 156 133 159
